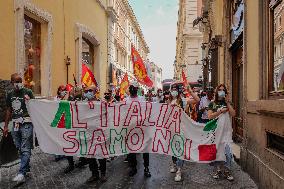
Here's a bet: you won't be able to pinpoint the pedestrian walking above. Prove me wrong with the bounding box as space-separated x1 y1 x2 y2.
64 85 88 173
126 81 151 178
4 73 35 184
168 84 200 182
84 85 108 183
207 84 236 181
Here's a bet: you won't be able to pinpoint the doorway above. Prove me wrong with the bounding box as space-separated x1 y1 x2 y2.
232 46 244 142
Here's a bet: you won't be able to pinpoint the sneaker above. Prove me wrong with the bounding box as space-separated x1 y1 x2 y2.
144 167 151 178
12 174 25 183
212 170 222 179
170 165 177 173
100 174 107 183
123 157 129 163
64 165 74 174
128 168 137 177
224 171 234 181
86 175 99 183
174 169 182 182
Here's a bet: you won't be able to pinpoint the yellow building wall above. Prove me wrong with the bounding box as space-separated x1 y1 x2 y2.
0 0 15 79
246 0 260 100
0 0 108 96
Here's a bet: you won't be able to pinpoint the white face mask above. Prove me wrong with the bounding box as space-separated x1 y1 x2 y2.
218 91 226 98
14 83 24 90
60 91 67 97
171 91 178 97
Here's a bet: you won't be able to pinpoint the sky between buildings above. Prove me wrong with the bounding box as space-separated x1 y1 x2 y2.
128 0 179 80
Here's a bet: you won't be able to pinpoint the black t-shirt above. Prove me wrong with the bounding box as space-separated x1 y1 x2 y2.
208 101 227 113
6 88 34 119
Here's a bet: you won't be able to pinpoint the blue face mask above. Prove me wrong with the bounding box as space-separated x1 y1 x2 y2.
84 91 94 100
218 90 226 98
60 91 67 97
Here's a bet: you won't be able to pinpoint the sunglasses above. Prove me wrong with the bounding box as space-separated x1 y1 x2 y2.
84 89 93 93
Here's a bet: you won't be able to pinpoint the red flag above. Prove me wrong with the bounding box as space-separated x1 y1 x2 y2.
82 63 98 87
182 69 190 97
182 69 188 86
131 46 153 87
119 73 130 98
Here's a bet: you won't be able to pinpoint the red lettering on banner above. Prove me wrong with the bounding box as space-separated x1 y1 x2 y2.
156 104 168 127
152 129 171 154
63 131 79 153
142 102 155 127
88 129 109 156
100 102 108 127
124 101 143 126
71 102 87 129
126 127 144 152
108 101 126 127
88 101 95 109
184 139 193 160
163 106 181 133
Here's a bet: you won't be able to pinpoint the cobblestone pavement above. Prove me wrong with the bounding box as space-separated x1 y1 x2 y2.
0 148 257 189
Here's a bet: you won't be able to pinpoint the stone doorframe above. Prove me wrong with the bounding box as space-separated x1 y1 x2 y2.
14 0 53 97
75 23 101 86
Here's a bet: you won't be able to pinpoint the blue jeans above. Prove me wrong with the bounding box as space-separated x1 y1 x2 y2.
213 144 233 171
11 122 33 175
172 156 184 168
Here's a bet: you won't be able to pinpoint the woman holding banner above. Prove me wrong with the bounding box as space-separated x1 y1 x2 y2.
168 85 200 182
83 85 108 183
207 84 236 181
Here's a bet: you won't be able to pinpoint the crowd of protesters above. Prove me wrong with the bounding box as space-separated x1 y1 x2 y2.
3 73 236 184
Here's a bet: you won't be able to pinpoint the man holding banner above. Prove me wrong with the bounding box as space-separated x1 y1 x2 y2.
126 81 151 178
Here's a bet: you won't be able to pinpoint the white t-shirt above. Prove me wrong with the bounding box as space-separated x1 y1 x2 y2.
199 96 211 119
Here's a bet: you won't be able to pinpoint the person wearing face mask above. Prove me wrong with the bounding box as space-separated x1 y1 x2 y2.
169 85 200 182
126 81 151 178
55 85 69 101
84 86 107 183
199 88 214 123
208 84 236 181
153 89 164 103
168 87 184 181
64 85 88 174
4 73 34 183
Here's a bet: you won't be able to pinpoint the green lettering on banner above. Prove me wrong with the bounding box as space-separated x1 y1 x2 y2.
109 128 128 154
170 134 185 157
79 131 88 155
51 101 72 129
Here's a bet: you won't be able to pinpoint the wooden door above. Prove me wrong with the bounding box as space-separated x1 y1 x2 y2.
232 47 244 142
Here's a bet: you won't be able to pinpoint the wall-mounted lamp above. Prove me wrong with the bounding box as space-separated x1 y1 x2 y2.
65 56 71 84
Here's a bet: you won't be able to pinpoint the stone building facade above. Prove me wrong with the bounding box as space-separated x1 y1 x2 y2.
197 0 284 188
106 0 150 90
0 0 110 97
175 0 203 82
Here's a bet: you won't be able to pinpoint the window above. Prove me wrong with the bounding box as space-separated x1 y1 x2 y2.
82 37 94 71
267 132 284 155
270 0 284 94
279 16 282 29
24 15 41 95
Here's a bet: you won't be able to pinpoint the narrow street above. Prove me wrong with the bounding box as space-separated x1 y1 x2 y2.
0 148 257 189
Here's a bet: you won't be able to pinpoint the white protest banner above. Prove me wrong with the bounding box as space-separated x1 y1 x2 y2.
27 99 232 162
